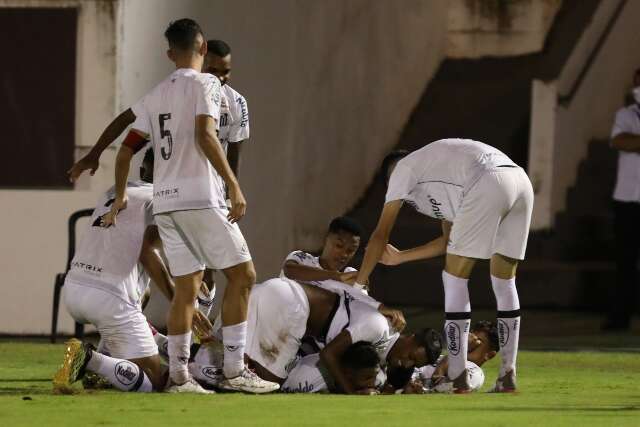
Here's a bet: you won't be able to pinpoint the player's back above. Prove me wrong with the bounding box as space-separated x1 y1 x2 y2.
66 182 153 305
133 68 225 214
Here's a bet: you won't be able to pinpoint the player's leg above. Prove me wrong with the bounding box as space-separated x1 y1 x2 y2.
489 167 533 392
443 253 475 392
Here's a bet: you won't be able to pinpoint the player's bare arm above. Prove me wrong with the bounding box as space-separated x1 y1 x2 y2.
67 108 136 182
195 114 246 223
283 260 358 283
380 220 452 266
611 132 640 152
319 331 359 395
355 200 403 287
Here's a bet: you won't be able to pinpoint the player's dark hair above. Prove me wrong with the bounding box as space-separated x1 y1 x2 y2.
381 149 410 184
472 320 499 352
386 366 415 390
341 342 379 370
328 216 362 237
207 39 231 57
414 328 443 365
164 18 204 51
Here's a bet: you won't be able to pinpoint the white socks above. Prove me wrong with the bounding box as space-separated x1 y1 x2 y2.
442 271 471 380
86 352 152 392
168 332 192 384
222 321 247 378
491 275 521 377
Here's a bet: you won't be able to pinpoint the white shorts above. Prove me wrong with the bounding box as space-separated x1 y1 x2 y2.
281 354 328 393
155 208 252 276
448 167 533 260
63 281 157 360
246 278 310 379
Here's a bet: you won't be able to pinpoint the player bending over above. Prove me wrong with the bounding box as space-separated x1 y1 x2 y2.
104 19 276 394
355 139 533 393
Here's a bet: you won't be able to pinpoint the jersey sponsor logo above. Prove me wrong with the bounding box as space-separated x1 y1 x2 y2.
446 322 461 356
281 381 315 393
237 97 249 128
114 361 137 386
372 336 392 353
498 319 510 347
154 188 179 200
71 261 103 274
427 195 445 220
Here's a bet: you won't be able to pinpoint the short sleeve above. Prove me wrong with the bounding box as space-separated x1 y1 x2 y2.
346 310 387 345
228 94 250 143
130 96 152 136
195 76 222 126
385 162 418 203
611 108 636 139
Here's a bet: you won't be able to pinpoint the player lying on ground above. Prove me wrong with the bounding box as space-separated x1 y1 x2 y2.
104 19 277 394
209 277 440 393
355 139 533 393
52 149 210 393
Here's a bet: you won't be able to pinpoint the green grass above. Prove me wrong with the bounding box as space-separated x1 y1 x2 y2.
0 342 639 426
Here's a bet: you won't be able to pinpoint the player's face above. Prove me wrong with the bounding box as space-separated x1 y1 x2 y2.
321 231 360 271
203 53 232 85
388 339 430 370
346 366 379 391
468 330 496 366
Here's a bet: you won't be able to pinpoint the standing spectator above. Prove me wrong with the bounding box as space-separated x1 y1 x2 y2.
604 68 640 331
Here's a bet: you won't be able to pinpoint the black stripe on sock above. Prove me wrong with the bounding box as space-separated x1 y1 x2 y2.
131 369 146 391
497 309 521 318
445 311 472 320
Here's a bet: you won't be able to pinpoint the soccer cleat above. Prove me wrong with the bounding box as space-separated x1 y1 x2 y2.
52 339 94 393
166 377 215 394
488 370 517 393
451 368 472 394
82 372 113 390
218 368 280 394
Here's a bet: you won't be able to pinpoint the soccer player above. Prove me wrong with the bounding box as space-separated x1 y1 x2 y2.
281 216 406 330
67 40 250 182
104 19 276 394
355 139 533 393
53 150 172 393
242 277 440 393
281 342 382 394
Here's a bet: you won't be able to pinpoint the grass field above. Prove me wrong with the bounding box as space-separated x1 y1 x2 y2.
1 342 639 426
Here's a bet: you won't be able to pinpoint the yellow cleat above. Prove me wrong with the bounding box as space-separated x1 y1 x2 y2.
52 338 92 394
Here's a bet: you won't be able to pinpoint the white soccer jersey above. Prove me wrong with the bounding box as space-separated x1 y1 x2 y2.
323 293 399 364
280 250 380 308
218 84 250 152
611 104 640 202
386 139 516 222
131 68 225 214
65 182 154 306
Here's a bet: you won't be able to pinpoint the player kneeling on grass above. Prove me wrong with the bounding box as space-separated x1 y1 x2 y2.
53 150 209 393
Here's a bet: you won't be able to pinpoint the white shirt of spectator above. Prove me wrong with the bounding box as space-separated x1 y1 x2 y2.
218 84 250 153
131 68 225 214
385 139 515 222
280 250 380 308
611 102 640 203
66 182 154 306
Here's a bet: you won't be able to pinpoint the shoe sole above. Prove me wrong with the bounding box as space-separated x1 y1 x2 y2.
52 339 86 394
218 382 279 394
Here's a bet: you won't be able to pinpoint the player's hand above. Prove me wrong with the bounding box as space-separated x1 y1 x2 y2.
338 271 358 285
380 244 402 266
378 305 406 332
192 310 214 340
67 154 99 183
227 184 247 223
403 380 426 394
102 196 127 228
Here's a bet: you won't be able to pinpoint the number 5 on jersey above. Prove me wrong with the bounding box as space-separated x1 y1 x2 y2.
159 113 173 160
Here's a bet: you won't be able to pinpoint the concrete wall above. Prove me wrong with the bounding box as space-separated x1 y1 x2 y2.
447 0 562 58
528 0 640 229
1 0 448 333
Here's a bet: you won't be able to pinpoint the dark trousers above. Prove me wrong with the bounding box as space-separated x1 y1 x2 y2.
609 201 640 325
